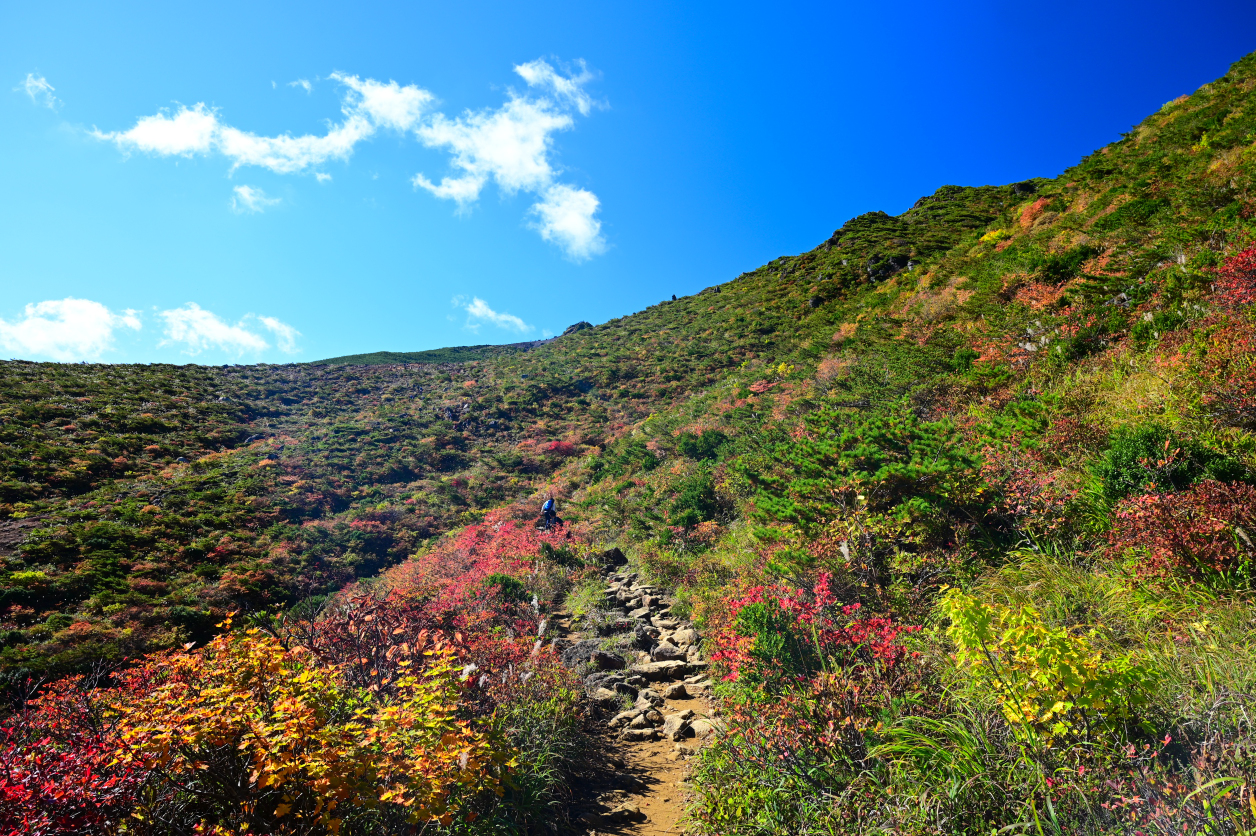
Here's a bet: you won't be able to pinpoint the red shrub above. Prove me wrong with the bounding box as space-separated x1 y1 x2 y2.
0 676 154 836
1213 244 1256 309
1108 480 1256 580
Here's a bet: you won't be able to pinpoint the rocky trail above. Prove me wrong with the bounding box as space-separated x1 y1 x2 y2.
548 552 720 835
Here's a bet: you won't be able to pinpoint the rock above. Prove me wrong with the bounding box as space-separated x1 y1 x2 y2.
605 801 647 822
584 672 624 693
651 643 687 662
672 628 700 645
632 623 658 650
635 688 664 708
589 650 625 671
628 606 652 620
644 709 664 726
620 728 658 742
625 674 647 688
608 709 643 728
592 687 621 705
631 660 688 682
661 682 689 700
662 711 694 741
626 597 644 610
560 639 605 669
628 713 652 729
689 718 718 738
612 681 639 698
595 546 628 568
651 617 680 630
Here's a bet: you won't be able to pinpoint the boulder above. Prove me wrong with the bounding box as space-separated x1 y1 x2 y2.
651 617 680 630
560 639 604 669
689 718 718 738
620 728 657 742
608 709 643 728
632 623 659 650
594 546 628 568
672 628 700 645
661 682 689 700
662 711 695 741
628 606 652 620
635 688 664 709
589 650 625 671
628 713 652 729
631 660 688 682
591 687 621 706
651 643 687 662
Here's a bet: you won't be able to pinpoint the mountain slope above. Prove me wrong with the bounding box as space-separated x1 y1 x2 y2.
3 49 1256 836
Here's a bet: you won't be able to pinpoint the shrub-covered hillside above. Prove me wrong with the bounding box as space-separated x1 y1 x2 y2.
4 49 1256 836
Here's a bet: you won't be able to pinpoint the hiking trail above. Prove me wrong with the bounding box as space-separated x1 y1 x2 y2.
549 551 720 835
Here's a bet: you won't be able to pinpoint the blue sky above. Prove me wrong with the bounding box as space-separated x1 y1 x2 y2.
2 1 1254 364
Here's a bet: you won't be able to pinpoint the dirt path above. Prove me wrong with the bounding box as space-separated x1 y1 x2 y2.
551 559 719 835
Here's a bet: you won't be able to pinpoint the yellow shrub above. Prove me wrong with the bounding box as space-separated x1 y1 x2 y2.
939 590 1147 739
114 626 506 833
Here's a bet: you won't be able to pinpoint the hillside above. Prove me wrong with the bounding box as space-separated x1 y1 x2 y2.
4 50 1256 836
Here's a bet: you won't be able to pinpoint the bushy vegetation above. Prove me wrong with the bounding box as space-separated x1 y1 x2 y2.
6 49 1256 835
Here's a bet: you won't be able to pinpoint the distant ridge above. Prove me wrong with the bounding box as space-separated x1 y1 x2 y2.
313 337 556 366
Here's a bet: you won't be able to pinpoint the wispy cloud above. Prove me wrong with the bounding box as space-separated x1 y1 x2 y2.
452 295 532 334
514 58 598 116
93 59 605 258
159 304 283 355
17 72 61 110
289 78 313 94
0 298 140 361
257 315 301 353
94 76 433 174
232 184 280 213
315 172 332 183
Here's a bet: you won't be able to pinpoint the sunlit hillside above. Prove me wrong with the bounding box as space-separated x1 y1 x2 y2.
4 50 1256 836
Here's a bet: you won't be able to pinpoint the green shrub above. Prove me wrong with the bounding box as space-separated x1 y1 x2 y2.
1096 424 1247 502
668 470 720 528
677 430 730 461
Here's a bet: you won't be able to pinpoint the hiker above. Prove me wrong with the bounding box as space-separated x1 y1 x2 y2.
541 496 557 526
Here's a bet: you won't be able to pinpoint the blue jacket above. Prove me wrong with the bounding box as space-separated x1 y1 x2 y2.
542 499 555 512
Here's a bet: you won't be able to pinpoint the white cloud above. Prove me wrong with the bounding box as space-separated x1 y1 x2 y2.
0 298 140 361
412 60 605 257
257 315 300 353
94 103 218 156
289 78 313 93
413 97 571 206
514 58 598 116
330 73 433 132
529 184 606 261
95 75 432 174
159 303 269 355
231 184 281 213
18 73 61 110
95 60 606 258
452 295 532 334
